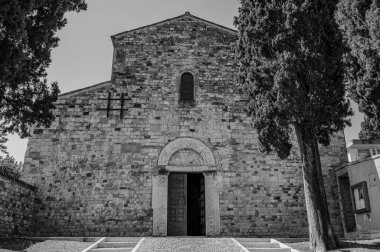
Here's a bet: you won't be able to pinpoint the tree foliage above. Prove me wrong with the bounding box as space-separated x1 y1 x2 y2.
0 155 23 180
235 0 352 158
0 0 87 137
235 0 352 251
336 0 380 139
0 133 7 154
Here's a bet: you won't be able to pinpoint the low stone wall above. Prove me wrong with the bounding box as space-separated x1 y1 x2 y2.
0 174 36 237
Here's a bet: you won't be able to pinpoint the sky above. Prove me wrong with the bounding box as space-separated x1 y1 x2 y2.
2 0 364 162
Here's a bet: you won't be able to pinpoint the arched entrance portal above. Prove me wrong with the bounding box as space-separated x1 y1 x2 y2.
152 138 220 236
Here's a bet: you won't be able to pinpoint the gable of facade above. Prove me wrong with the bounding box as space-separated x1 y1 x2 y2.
23 12 346 237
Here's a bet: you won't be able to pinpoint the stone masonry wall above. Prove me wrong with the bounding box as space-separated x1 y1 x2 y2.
23 14 346 237
0 174 36 237
320 133 347 237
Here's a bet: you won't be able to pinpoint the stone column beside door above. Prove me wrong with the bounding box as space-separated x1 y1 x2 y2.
152 173 169 236
204 170 221 236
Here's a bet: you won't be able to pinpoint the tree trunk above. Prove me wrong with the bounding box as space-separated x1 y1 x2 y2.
295 124 339 252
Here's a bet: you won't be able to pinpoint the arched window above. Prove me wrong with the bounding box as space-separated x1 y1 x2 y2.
179 73 195 104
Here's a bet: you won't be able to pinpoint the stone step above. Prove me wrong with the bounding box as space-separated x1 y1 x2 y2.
106 237 142 242
85 238 142 252
88 248 133 252
240 242 279 248
98 242 138 248
236 238 272 242
247 248 290 252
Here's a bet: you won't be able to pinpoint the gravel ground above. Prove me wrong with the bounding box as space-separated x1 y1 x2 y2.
136 237 244 252
25 240 92 252
0 238 39 252
286 239 380 252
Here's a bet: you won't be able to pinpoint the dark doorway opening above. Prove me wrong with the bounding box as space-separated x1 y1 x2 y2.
167 173 205 236
187 173 205 236
338 174 356 233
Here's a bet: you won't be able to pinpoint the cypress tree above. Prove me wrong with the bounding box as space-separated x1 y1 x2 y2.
336 0 380 139
235 1 352 251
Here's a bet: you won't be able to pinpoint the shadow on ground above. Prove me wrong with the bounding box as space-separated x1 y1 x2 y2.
287 239 380 252
0 238 39 252
338 239 380 250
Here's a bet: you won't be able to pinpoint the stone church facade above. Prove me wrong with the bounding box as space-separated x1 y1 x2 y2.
23 12 347 237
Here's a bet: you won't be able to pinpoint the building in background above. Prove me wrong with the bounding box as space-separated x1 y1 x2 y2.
336 139 380 239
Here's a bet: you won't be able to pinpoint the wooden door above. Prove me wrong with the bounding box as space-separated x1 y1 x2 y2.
168 173 187 236
200 175 206 235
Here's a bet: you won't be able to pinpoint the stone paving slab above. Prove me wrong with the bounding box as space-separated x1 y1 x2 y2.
136 237 244 252
26 240 92 252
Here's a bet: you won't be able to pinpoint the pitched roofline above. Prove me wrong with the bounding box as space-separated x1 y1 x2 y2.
111 11 237 40
333 153 380 172
58 80 112 99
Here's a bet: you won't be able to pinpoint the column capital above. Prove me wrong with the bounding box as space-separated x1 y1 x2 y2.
203 170 217 177
153 165 170 176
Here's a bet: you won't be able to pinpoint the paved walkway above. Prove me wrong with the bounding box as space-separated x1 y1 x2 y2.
136 237 243 252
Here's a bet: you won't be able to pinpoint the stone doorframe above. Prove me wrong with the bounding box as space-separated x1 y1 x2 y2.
152 137 220 236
